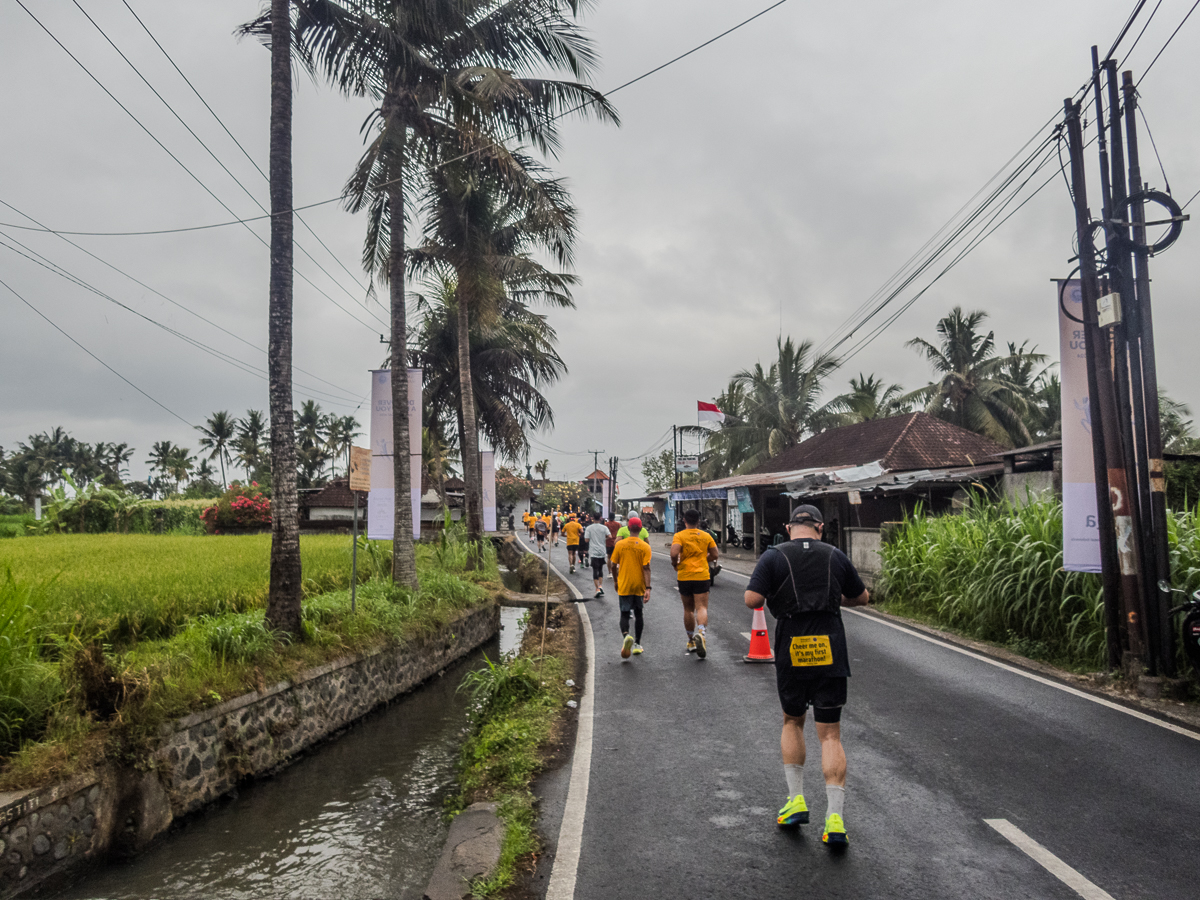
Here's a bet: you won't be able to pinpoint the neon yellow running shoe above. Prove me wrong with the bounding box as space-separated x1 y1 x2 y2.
776 795 809 826
822 813 848 847
621 634 634 659
686 637 696 653
631 643 644 655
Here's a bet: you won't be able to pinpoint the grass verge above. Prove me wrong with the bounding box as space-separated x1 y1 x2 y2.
0 528 504 789
449 603 579 899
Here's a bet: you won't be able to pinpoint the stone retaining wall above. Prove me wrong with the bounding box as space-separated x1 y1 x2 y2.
0 603 499 899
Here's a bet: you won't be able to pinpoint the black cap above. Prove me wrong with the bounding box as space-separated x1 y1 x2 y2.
789 504 823 525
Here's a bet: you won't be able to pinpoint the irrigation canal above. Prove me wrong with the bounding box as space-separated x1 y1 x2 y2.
49 608 527 900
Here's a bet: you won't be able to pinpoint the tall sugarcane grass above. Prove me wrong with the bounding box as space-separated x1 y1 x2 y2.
881 496 1200 671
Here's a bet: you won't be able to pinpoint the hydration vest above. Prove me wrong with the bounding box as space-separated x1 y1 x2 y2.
763 538 841 620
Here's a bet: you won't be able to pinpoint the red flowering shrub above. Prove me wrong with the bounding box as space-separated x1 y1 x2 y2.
201 482 271 534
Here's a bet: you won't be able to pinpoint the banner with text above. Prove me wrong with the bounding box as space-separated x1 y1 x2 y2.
367 368 423 540
1057 280 1101 572
482 451 496 532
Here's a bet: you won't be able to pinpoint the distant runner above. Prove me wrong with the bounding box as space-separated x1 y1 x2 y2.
610 516 652 659
551 511 561 547
670 508 719 658
615 518 649 542
525 511 535 540
534 513 549 552
584 515 612 599
604 515 620 577
578 513 592 563
743 505 869 849
563 515 583 573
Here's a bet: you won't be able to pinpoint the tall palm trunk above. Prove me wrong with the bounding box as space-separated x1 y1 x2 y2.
265 0 302 636
388 172 418 589
456 286 484 563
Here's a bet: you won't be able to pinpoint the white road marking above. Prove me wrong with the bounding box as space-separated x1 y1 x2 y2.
847 609 1200 742
740 632 751 641
546 590 595 899
985 819 1116 900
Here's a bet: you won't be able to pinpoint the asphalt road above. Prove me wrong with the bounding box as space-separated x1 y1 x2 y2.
546 537 1200 900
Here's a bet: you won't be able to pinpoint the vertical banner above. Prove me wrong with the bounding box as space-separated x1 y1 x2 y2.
664 502 676 533
601 478 611 520
481 451 497 532
1058 280 1101 572
367 368 423 540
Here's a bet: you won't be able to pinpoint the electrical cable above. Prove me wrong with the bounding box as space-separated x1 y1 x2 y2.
1 276 195 428
13 0 387 334
1137 0 1200 83
0 198 364 400
70 0 373 314
1118 0 1164 65
1136 104 1172 195
0 232 365 409
1106 0 1150 61
117 0 372 297
0 200 342 236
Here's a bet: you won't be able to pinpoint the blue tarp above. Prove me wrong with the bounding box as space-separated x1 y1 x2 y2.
668 488 729 501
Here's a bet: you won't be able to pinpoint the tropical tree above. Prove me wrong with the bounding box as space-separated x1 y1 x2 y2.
410 157 577 555
422 424 461 510
826 374 911 426
164 446 196 493
261 0 617 588
710 337 840 473
325 414 362 478
235 410 269 481
196 411 237 489
534 459 550 480
905 307 1044 448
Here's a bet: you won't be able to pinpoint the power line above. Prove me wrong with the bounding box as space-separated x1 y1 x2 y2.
1137 0 1200 83
0 198 363 400
1118 0 1165 65
0 199 343 236
2 276 195 428
0 232 365 409
117 0 372 297
13 0 387 334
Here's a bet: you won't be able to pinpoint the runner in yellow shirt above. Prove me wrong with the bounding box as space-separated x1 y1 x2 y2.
610 516 653 658
562 516 584 573
670 507 719 658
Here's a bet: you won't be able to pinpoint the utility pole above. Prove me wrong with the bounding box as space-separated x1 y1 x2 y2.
609 456 619 517
1064 96 1143 668
672 425 679 490
1122 69 1177 674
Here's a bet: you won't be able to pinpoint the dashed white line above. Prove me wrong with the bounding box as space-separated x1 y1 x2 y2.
985 819 1116 900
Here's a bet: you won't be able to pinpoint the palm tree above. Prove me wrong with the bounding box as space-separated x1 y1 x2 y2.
826 374 912 426
410 158 577 553
105 443 134 485
905 307 1044 448
196 411 237 489
258 0 617 588
422 424 461 510
235 410 269 481
716 338 840 472
534 459 550 481
325 415 362 478
164 446 196 494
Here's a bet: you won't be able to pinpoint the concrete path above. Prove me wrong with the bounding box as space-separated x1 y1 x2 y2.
544 537 1200 900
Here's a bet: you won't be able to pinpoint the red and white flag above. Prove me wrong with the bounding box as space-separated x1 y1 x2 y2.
697 401 725 425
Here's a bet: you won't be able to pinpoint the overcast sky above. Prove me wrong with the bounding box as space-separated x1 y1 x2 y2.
2 0 1198 494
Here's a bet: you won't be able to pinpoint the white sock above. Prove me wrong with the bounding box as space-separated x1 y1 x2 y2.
826 784 845 819
686 630 695 639
784 764 804 798
697 624 706 634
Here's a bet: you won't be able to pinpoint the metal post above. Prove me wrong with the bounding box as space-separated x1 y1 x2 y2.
351 490 359 614
753 489 761 558
672 425 679 490
1064 98 1138 667
1122 69 1175 674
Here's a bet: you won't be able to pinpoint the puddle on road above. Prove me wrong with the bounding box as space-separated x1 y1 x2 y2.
51 641 498 900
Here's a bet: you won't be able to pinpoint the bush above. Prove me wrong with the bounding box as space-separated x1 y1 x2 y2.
201 483 271 534
0 570 62 755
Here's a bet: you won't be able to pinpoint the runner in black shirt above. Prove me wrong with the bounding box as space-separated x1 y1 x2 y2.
743 505 869 849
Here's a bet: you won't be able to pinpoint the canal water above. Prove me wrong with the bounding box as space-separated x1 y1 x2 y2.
51 619 523 900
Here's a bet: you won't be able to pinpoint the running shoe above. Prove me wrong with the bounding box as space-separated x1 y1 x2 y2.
594 590 603 599
569 565 575 573
631 643 644 655
686 637 696 653
777 795 809 826
822 813 848 847
621 634 634 659
694 631 707 659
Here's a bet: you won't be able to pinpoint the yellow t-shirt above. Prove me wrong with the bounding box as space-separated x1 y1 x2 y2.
611 536 652 596
671 528 717 581
563 520 583 546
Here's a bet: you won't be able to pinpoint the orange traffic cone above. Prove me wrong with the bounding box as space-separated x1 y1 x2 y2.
743 606 774 663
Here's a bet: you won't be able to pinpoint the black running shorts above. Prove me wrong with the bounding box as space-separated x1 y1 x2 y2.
591 557 605 579
676 579 711 596
618 594 644 613
776 674 847 723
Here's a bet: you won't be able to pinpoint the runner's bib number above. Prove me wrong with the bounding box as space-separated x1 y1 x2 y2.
789 635 832 667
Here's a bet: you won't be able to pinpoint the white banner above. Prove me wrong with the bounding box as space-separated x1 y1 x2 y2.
1058 280 1101 573
481 451 497 532
602 478 611 520
367 368 422 540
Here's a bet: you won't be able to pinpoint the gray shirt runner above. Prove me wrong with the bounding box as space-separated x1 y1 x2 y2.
584 523 611 558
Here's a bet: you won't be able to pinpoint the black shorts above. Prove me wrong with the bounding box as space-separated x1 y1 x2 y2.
677 579 711 596
618 594 644 613
775 674 847 723
591 557 606 579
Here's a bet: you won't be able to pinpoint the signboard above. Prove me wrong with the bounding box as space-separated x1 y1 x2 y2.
349 446 371 492
727 489 737 508
664 503 675 533
481 451 497 532
847 490 862 506
676 454 699 473
735 487 754 514
1057 280 1101 573
367 368 423 540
